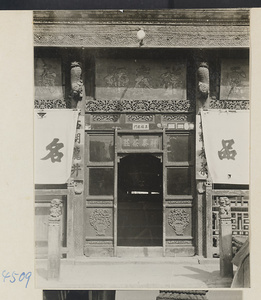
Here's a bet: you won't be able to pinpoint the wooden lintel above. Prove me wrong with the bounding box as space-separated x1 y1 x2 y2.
35 189 69 196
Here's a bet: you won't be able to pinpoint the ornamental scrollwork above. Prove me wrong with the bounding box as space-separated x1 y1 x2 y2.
90 209 111 236
92 114 120 122
168 208 190 236
162 114 188 122
126 114 154 122
34 99 66 109
86 99 194 113
210 99 249 110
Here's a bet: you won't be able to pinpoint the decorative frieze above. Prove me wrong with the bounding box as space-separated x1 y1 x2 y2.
33 10 249 26
210 99 249 110
126 114 154 122
34 25 249 48
92 114 120 122
86 99 194 113
162 114 188 122
34 99 66 109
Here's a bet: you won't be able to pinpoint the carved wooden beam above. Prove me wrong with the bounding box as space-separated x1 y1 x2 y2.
33 10 249 48
33 9 249 26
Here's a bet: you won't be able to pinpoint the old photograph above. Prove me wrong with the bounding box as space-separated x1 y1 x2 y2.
34 9 250 288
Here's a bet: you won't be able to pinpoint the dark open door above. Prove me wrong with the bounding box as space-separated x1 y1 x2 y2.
117 154 163 246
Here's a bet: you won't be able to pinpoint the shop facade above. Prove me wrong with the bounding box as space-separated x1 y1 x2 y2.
34 9 250 259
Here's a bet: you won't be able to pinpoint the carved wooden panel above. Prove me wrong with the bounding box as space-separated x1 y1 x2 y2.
86 208 113 237
126 114 154 123
34 58 64 101
196 115 208 180
209 99 249 110
86 99 194 113
34 24 249 48
95 59 186 101
91 114 120 123
34 99 66 109
220 59 249 100
165 207 192 238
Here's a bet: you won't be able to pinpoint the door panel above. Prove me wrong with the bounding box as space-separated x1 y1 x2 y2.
164 131 195 256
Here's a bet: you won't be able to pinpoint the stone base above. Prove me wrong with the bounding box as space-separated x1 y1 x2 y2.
84 247 114 257
117 247 163 257
165 246 195 257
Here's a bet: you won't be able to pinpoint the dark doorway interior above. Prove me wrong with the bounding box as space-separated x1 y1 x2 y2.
117 154 163 246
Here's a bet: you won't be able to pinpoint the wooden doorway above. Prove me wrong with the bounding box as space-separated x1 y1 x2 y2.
117 154 163 247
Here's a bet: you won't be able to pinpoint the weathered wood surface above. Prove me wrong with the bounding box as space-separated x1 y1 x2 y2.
212 189 249 197
33 10 249 48
205 182 213 258
47 199 62 280
219 197 233 278
35 189 68 196
33 9 249 25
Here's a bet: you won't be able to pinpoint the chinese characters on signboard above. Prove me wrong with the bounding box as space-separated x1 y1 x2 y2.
96 59 187 100
121 135 161 150
132 123 149 130
218 139 237 160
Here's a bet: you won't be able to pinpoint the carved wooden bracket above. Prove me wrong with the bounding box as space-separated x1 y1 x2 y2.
197 62 209 101
70 62 83 103
197 181 206 194
218 196 231 219
49 198 63 221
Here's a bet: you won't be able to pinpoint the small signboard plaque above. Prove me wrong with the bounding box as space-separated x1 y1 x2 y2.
132 123 149 130
120 135 162 150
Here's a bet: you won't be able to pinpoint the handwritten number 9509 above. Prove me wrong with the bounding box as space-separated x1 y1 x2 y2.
2 270 32 288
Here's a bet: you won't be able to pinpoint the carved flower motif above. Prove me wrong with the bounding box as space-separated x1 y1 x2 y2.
168 208 190 236
90 209 111 236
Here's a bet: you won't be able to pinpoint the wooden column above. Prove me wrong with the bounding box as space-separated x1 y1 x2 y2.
47 198 62 280
205 181 213 258
69 60 86 257
195 54 211 258
219 197 233 278
196 182 204 257
67 182 75 258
